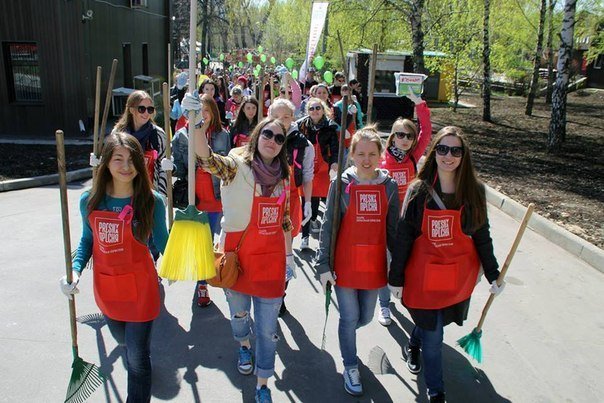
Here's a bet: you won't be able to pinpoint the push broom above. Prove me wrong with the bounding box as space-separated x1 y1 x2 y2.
457 203 535 363
321 95 349 350
158 0 215 281
56 130 104 402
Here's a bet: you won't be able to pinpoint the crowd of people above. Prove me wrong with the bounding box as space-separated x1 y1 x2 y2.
59 62 505 403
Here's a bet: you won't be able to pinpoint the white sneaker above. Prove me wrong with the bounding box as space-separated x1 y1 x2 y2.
343 368 363 396
300 237 310 250
378 307 392 326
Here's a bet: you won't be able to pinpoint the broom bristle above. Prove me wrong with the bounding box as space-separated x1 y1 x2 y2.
65 356 104 403
457 328 483 363
159 219 215 281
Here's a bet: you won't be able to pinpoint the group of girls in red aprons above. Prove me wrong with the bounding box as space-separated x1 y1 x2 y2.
61 132 169 403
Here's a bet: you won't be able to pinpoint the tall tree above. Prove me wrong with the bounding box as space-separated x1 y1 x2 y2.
545 0 557 104
482 0 492 122
525 0 547 116
548 0 578 152
410 0 426 73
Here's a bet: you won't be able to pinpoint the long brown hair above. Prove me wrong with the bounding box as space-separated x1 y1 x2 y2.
88 132 155 243
416 126 486 229
232 96 259 134
243 118 289 180
200 94 222 133
114 90 155 132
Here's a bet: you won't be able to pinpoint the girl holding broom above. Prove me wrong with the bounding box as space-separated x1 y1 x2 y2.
173 94 231 307
377 88 432 327
388 126 505 403
315 127 400 397
59 132 169 403
187 92 294 403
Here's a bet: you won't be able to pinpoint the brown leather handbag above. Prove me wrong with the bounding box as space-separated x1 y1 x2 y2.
207 228 248 289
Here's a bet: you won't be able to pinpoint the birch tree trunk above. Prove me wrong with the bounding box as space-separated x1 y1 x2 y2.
546 0 557 104
410 0 426 74
548 0 577 152
482 0 492 122
525 0 547 116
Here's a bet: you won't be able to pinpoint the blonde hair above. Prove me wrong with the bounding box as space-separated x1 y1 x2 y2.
268 98 295 117
385 117 418 149
114 90 155 132
305 97 332 119
350 124 384 155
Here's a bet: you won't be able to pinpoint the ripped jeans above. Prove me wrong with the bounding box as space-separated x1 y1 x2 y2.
225 289 282 378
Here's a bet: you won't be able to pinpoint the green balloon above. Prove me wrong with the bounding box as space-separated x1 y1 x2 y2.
285 57 295 70
323 70 333 84
292 70 298 80
270 56 276 64
255 64 262 72
238 61 244 68
253 69 260 77
219 53 225 61
258 45 264 53
260 54 267 63
246 52 253 62
202 57 209 65
313 55 325 70
229 65 233 71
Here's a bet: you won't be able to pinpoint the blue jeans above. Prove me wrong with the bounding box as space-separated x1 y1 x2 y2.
334 286 379 369
378 285 391 308
410 311 445 396
224 289 282 378
105 317 154 403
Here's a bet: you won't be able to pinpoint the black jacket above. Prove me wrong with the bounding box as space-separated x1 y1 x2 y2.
296 116 339 165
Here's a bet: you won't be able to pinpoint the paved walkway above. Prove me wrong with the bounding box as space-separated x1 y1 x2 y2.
0 179 602 402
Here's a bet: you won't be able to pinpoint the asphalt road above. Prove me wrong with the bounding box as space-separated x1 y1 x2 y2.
1 179 602 402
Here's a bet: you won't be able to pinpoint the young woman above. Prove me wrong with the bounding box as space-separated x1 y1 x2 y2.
315 127 399 397
296 98 338 250
276 72 302 112
113 90 169 198
230 96 259 148
60 132 168 403
377 88 432 326
225 85 244 123
190 89 293 402
173 94 231 307
199 78 227 123
314 83 333 112
388 127 504 403
268 99 315 316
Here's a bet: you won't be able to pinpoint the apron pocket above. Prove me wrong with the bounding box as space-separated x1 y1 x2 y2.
353 244 386 273
423 263 458 292
97 272 138 302
248 252 284 282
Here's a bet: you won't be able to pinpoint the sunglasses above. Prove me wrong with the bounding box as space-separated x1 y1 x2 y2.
260 129 286 145
137 105 155 114
308 105 322 112
435 144 464 157
394 132 415 140
280 90 293 95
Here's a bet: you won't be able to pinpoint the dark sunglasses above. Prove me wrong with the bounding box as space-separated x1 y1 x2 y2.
308 105 322 112
280 90 293 95
137 105 155 114
260 129 286 145
394 132 415 140
435 144 464 157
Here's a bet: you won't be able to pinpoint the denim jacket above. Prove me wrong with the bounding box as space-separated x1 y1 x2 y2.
172 125 231 200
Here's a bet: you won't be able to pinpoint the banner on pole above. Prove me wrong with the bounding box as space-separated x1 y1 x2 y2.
300 1 329 81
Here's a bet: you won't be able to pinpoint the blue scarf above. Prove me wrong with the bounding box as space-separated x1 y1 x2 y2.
129 121 157 151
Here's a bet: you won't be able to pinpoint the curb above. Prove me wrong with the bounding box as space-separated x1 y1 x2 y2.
484 185 604 274
0 168 92 192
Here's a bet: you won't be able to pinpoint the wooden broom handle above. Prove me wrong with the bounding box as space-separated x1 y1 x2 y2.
187 0 197 207
476 203 534 331
98 59 118 155
162 82 174 228
56 130 79 352
92 66 102 180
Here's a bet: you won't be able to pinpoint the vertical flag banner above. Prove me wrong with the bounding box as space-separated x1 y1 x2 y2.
301 1 329 80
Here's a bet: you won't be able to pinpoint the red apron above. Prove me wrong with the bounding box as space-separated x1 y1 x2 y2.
195 167 223 213
344 117 356 150
143 149 158 183
289 160 302 237
312 141 330 197
232 133 250 148
334 183 388 290
403 204 481 309
89 207 160 322
225 183 287 298
381 152 416 205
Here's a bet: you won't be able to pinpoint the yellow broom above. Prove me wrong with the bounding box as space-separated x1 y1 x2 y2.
158 0 215 281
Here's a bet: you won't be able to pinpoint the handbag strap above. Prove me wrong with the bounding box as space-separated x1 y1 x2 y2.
234 225 249 253
427 185 447 211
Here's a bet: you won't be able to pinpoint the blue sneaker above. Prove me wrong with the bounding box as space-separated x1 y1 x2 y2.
343 368 363 396
255 385 272 403
237 346 254 375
